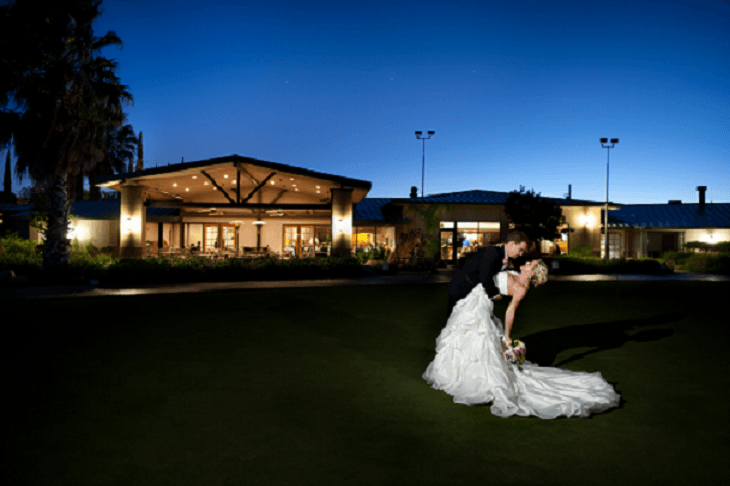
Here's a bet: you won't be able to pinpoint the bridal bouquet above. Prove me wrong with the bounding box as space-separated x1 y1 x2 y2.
502 339 526 368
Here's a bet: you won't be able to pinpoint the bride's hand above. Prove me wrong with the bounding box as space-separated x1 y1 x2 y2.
502 335 512 347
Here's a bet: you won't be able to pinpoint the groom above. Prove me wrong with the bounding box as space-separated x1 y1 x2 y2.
446 230 530 318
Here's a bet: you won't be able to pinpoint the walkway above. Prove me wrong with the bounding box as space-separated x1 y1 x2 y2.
1 269 728 299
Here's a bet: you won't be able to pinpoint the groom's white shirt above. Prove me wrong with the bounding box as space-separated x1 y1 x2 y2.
492 245 509 300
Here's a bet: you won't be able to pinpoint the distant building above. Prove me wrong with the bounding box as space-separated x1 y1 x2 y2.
605 186 730 258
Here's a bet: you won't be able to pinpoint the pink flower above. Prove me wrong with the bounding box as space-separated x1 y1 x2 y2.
503 258 509 265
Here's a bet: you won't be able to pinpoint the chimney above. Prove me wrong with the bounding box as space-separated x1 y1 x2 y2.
696 186 706 210
410 186 418 198
568 184 572 199
668 200 682 205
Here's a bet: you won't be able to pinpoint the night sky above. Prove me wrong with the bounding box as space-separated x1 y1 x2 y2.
6 0 730 205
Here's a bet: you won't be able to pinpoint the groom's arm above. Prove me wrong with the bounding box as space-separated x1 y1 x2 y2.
478 249 503 299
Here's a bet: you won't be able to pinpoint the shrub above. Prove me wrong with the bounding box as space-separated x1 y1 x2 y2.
683 254 730 274
718 241 730 254
0 232 40 257
551 256 668 275
568 245 593 258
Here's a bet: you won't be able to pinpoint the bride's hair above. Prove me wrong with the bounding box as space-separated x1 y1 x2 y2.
530 260 549 287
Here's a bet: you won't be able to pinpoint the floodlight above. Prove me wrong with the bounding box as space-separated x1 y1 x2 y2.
600 138 608 143
428 131 435 135
610 138 619 144
415 131 422 135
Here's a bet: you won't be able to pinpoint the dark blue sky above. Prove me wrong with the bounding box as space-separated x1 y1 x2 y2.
7 0 730 204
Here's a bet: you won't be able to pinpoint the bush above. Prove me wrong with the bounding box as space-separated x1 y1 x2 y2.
567 245 593 258
683 254 730 275
0 232 40 257
551 256 668 275
683 240 730 253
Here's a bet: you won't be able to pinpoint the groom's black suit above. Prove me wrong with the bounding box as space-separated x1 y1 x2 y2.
447 246 510 318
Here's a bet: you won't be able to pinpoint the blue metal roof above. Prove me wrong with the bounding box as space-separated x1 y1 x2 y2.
6 199 179 219
390 190 607 206
607 203 730 228
0 203 33 213
353 198 406 223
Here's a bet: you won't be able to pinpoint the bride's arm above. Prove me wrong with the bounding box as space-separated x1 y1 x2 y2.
504 278 527 344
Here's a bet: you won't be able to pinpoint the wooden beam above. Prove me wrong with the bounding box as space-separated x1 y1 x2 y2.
241 172 276 203
270 189 288 204
200 170 236 204
146 199 331 210
236 171 241 203
234 162 258 185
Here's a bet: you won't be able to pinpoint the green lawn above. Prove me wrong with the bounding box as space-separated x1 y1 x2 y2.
4 282 730 485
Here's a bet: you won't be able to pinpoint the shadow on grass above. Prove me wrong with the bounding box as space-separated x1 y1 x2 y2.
519 311 684 368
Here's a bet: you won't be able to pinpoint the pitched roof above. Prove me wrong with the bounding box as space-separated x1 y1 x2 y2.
389 189 608 206
353 198 406 223
93 154 372 190
607 203 730 228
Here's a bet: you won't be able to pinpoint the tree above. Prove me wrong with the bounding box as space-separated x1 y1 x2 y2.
89 113 138 199
504 188 562 248
0 148 17 203
1 0 132 271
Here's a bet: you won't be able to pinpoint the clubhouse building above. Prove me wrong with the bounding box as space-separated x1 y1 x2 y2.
1 155 728 261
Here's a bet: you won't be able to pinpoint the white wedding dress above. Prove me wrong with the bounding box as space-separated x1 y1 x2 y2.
423 272 621 419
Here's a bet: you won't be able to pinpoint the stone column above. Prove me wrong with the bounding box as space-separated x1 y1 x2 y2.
331 188 353 257
120 183 146 258
638 229 648 258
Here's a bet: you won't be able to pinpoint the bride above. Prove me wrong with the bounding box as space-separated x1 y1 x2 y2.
423 260 621 419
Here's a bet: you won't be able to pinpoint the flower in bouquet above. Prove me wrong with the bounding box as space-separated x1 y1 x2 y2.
503 339 527 368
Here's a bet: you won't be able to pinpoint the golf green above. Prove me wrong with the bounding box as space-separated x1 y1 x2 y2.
4 281 729 485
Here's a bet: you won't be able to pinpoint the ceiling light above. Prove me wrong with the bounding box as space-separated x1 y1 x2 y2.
232 180 236 184
173 183 177 187
192 175 197 179
224 174 229 179
204 181 209 185
270 181 275 185
290 178 294 181
292 184 296 187
316 186 320 189
185 188 189 192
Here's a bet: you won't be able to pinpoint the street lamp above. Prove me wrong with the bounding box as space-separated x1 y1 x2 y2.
599 138 619 259
415 131 435 198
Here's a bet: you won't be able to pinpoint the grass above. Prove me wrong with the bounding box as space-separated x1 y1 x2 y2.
3 281 730 485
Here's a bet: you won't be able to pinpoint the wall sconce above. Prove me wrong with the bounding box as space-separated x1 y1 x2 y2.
579 214 595 228
253 220 266 226
336 218 345 234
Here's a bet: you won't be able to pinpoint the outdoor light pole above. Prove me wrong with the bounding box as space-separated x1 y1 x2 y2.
415 131 435 199
600 138 619 260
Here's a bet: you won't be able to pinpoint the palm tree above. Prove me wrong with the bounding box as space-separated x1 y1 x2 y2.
1 0 132 271
89 113 138 199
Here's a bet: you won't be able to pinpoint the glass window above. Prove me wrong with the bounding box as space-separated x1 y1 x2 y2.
601 233 622 259
353 226 376 249
315 226 332 256
284 226 298 257
221 225 236 251
204 224 218 251
301 226 314 258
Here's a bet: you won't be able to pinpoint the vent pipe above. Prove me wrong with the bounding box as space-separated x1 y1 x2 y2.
696 186 707 211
